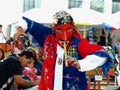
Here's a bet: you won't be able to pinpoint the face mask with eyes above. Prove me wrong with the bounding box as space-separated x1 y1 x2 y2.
53 11 75 47
53 23 74 47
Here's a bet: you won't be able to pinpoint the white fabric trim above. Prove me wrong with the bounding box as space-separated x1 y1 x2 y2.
1 77 13 89
79 55 106 72
54 45 64 90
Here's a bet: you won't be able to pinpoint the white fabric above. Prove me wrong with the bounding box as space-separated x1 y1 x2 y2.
79 54 106 72
0 33 6 43
115 42 120 48
117 75 120 85
16 18 28 31
1 77 13 89
115 54 120 85
13 47 21 56
54 45 64 90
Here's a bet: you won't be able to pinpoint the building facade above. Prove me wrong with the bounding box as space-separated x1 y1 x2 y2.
22 0 120 14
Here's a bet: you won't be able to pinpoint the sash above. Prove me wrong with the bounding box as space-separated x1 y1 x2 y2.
54 45 64 90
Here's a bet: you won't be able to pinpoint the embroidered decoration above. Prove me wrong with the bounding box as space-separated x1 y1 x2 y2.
53 11 74 25
44 41 54 59
67 45 78 58
58 58 62 65
64 74 80 90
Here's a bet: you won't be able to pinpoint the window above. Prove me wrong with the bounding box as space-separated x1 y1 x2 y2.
112 0 120 13
90 0 104 13
68 0 83 9
23 0 41 12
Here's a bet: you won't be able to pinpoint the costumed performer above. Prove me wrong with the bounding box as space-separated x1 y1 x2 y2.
13 11 113 90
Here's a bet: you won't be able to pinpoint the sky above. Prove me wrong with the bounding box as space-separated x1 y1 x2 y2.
0 0 120 29
0 0 22 26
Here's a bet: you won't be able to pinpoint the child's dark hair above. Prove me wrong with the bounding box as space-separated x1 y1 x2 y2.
0 47 5 60
18 50 36 60
0 24 2 28
28 48 38 62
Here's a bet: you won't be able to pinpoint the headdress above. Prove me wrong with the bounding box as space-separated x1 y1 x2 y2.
53 11 74 25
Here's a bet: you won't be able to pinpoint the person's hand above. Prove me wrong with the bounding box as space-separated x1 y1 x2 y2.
66 56 80 69
35 76 41 81
13 26 26 40
33 79 40 85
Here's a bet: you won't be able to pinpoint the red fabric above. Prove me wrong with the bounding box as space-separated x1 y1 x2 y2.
14 37 22 50
22 67 37 81
78 38 103 58
53 23 74 47
39 58 55 90
86 84 90 90
107 71 115 76
39 35 57 90
111 27 117 31
39 36 100 90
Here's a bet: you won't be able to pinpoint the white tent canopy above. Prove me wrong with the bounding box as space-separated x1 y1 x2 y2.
22 8 68 24
17 8 119 29
104 12 120 29
68 8 104 25
22 8 105 25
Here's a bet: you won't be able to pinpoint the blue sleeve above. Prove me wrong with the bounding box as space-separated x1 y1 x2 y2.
90 50 116 75
23 17 53 47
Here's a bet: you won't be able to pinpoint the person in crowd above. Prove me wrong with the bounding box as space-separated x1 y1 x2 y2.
9 36 41 89
13 48 42 90
97 36 106 46
37 46 44 64
13 11 113 90
114 38 120 54
0 47 5 61
0 24 7 41
116 48 120 85
0 50 40 90
28 48 43 75
97 29 106 46
115 38 120 48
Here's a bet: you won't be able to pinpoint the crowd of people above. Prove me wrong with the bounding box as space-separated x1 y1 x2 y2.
0 33 43 90
0 10 119 90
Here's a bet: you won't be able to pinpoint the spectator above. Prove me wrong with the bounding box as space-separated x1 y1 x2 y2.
0 24 7 41
0 50 39 90
37 46 44 64
116 48 120 85
97 36 106 46
97 29 106 46
114 38 120 54
115 38 120 48
15 48 42 90
0 25 7 52
28 48 42 76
